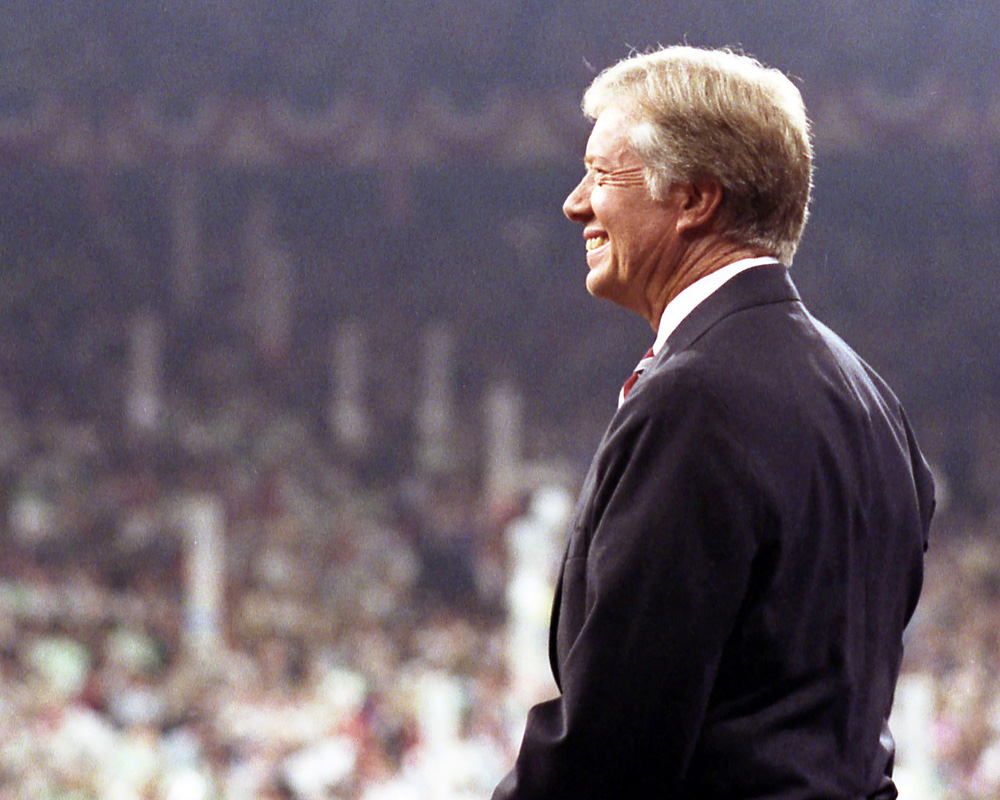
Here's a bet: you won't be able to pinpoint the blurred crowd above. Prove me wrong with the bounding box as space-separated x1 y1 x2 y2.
891 519 1000 800
0 163 571 798
1 3 999 793
0 315 532 799
0 156 997 798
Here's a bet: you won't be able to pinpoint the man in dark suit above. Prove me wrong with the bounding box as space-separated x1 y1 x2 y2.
493 46 935 799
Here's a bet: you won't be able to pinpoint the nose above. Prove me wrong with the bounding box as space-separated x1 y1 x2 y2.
563 173 592 222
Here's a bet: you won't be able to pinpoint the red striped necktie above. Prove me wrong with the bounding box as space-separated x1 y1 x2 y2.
618 346 655 407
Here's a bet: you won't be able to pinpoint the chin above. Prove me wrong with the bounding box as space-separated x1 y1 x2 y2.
586 269 621 303
586 274 643 318
585 267 610 297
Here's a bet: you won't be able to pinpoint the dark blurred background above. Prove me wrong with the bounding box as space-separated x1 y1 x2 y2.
0 2 998 798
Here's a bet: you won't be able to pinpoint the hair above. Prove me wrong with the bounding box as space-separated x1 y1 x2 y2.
581 46 813 265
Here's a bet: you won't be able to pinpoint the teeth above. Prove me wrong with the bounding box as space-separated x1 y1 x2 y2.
586 236 608 251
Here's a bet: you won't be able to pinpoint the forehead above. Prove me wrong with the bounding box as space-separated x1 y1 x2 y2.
584 104 643 166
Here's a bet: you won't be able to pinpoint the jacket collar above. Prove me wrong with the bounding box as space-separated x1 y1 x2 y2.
659 263 801 358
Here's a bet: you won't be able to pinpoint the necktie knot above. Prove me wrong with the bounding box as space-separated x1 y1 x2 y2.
619 347 655 407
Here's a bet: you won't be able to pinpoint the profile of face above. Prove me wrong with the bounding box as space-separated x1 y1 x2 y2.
563 104 687 318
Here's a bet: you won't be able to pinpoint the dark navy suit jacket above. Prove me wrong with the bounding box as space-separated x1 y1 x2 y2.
494 264 935 799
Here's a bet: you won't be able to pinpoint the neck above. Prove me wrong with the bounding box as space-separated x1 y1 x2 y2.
644 239 773 331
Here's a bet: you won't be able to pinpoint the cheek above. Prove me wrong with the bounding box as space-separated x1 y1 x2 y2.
591 197 622 240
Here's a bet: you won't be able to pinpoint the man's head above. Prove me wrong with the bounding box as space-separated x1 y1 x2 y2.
579 46 813 267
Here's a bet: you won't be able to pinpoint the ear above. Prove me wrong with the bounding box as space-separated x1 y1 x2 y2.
674 179 724 235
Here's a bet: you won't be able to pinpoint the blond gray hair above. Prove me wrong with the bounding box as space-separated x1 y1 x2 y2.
582 46 813 264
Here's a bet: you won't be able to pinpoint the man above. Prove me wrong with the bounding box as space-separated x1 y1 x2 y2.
493 46 935 799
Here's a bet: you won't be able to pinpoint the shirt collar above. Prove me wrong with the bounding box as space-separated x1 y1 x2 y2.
652 256 781 355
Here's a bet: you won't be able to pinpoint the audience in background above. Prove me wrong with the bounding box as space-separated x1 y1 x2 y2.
0 6 998 793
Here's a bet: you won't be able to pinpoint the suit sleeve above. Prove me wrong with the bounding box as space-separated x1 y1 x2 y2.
494 373 764 799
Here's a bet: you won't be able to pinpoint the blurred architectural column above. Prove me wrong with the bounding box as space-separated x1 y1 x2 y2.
178 494 226 660
168 165 203 314
125 309 164 435
484 379 523 506
328 318 370 457
244 194 294 366
416 321 457 474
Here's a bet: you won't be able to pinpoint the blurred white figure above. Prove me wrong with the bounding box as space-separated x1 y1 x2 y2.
329 318 371 457
416 322 457 474
8 483 56 549
103 725 161 800
24 633 92 699
504 486 572 718
48 704 117 794
125 308 164 435
244 194 294 365
162 767 215 800
282 736 358 799
890 672 942 800
177 493 226 660
484 380 523 505
396 664 467 798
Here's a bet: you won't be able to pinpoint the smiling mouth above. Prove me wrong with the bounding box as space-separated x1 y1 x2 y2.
586 235 609 251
